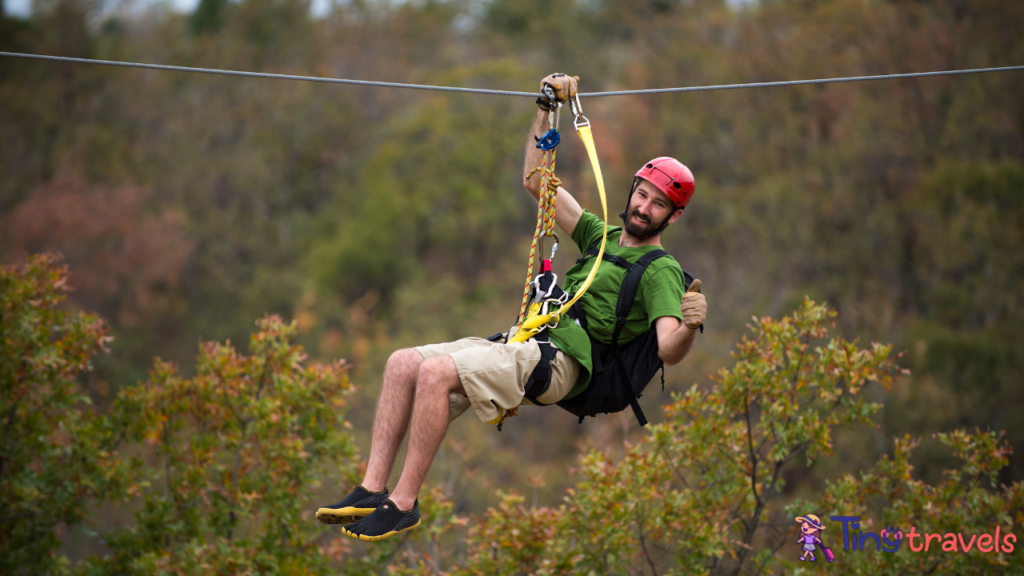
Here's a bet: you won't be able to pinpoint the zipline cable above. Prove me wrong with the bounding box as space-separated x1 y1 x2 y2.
580 65 1024 97
0 51 542 97
1 51 1022 97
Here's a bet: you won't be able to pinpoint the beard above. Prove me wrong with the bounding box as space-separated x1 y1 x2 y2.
622 207 668 239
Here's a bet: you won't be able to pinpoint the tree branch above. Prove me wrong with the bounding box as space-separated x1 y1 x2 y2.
745 390 764 507
659 449 716 530
753 535 790 576
637 505 660 576
0 397 21 479
0 511 33 524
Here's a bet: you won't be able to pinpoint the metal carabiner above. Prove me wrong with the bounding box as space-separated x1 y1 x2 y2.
570 93 589 130
545 231 560 261
536 232 559 272
542 85 563 131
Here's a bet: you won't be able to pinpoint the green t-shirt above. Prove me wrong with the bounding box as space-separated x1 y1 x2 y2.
547 210 687 399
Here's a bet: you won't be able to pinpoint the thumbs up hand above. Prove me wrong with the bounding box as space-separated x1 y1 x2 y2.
680 279 706 330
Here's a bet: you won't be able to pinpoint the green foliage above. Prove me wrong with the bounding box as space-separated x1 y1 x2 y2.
0 255 362 574
4 257 1023 575
805 430 1024 574
190 0 227 35
432 300 1020 575
453 491 571 575
80 315 357 575
437 299 906 575
547 298 903 575
305 84 530 307
0 254 134 575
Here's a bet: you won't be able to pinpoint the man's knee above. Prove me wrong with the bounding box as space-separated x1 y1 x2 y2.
386 348 423 376
417 355 462 394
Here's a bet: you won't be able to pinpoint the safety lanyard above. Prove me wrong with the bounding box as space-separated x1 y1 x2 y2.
509 94 608 344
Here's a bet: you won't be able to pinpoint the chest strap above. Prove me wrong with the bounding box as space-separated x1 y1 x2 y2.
577 236 700 331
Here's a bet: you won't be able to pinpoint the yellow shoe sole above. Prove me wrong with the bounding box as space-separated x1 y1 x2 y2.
339 518 422 541
316 506 377 525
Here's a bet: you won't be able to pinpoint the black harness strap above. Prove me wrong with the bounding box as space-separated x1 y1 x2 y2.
605 249 668 427
577 237 696 292
524 342 558 404
518 234 696 426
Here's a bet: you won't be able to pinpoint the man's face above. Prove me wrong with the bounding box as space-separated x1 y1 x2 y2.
623 180 681 239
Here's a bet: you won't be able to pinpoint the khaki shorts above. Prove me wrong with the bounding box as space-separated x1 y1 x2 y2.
415 337 580 424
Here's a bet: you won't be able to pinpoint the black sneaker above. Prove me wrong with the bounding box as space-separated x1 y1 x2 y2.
316 485 390 525
339 498 421 541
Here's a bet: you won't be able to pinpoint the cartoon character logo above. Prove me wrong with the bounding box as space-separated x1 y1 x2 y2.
880 526 904 551
796 514 835 562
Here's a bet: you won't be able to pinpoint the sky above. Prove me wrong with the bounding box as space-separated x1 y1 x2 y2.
5 0 336 19
6 0 32 17
4 0 754 25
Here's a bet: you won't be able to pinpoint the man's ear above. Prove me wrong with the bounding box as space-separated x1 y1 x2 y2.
668 207 684 225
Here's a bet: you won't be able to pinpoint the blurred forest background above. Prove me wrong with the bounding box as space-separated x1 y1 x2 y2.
2 0 1023 573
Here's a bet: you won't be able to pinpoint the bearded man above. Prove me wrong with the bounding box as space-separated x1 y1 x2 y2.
316 73 707 542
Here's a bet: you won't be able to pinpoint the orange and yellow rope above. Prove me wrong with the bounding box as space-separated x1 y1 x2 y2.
518 148 560 326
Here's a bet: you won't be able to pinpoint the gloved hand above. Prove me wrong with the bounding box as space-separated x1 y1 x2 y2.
680 279 706 330
537 73 579 111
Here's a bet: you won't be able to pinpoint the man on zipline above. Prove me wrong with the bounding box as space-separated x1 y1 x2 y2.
316 73 707 541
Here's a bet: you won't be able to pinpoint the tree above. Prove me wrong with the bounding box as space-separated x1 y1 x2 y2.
438 299 1023 575
0 254 363 575
80 315 358 575
0 254 133 575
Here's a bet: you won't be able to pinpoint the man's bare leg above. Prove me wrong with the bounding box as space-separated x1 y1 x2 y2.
389 354 465 511
361 348 424 492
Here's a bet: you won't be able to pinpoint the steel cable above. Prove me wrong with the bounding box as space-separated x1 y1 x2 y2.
0 51 542 97
580 65 1024 97
2 51 1022 98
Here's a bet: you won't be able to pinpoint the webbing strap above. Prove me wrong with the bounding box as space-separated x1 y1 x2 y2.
610 249 669 338
607 249 667 427
579 237 697 292
524 343 558 405
614 351 648 427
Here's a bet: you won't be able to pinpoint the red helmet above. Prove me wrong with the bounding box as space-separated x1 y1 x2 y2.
633 157 695 208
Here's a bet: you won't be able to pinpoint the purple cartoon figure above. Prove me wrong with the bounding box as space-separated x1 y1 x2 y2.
796 514 834 562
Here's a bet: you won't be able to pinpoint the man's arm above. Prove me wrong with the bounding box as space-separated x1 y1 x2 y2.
655 280 707 366
523 108 583 237
655 316 698 366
